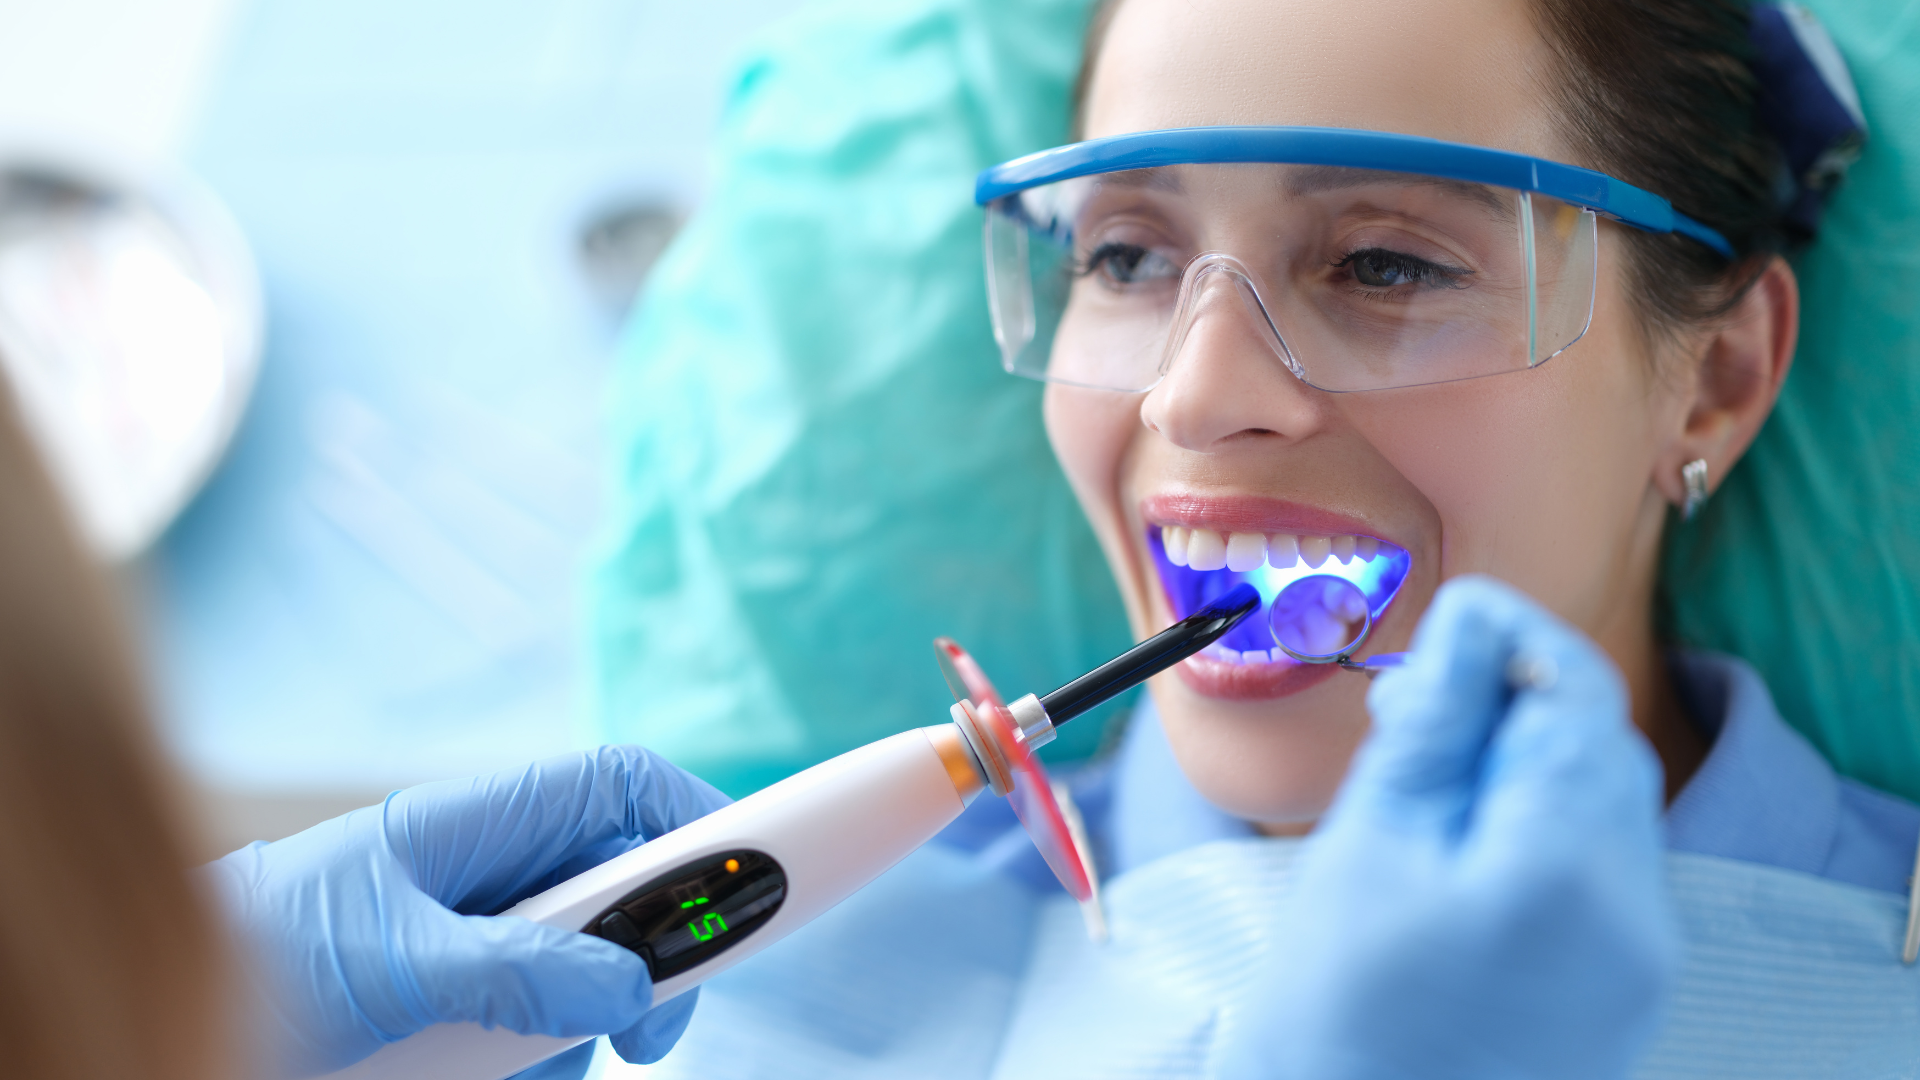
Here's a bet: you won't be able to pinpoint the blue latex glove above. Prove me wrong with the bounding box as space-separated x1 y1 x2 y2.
206 746 731 1078
1211 575 1680 1080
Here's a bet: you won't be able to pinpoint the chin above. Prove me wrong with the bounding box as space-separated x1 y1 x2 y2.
1148 669 1374 825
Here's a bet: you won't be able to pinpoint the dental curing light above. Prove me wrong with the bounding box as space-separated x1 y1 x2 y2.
323 584 1261 1080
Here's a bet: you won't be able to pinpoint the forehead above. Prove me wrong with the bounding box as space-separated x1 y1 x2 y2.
1082 165 1516 222
1083 0 1568 161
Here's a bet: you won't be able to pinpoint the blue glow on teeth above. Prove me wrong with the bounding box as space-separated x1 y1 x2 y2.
1149 527 1412 659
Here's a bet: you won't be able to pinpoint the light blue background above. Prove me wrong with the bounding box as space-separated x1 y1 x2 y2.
144 0 801 788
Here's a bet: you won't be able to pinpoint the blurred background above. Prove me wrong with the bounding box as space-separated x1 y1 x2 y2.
0 0 805 858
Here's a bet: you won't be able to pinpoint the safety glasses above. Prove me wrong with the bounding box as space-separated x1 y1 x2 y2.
976 127 1731 394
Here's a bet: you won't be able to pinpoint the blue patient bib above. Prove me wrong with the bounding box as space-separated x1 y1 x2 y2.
652 839 1920 1078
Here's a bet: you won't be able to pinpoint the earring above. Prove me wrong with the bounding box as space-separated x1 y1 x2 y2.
1681 458 1710 521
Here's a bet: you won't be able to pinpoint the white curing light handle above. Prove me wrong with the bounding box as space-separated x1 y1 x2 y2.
318 725 986 1080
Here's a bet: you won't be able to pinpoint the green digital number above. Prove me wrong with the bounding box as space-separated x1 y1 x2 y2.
686 911 729 941
679 896 729 941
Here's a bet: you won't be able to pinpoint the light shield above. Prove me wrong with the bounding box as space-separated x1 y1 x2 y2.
978 127 1732 394
986 161 1599 393
934 638 1094 902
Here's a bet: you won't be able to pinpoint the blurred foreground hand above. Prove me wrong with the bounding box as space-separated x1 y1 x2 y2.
1212 575 1679 1080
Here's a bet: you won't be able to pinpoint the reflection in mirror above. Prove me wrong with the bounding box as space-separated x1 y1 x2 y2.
1269 573 1372 663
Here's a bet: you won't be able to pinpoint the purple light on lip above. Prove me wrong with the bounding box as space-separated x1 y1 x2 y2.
1148 527 1412 657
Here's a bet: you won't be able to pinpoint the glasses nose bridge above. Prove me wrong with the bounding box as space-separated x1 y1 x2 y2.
1160 252 1300 383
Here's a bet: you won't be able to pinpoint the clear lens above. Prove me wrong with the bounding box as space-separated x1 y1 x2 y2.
983 163 1597 393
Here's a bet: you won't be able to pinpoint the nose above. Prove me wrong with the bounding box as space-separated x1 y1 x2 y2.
1139 267 1328 451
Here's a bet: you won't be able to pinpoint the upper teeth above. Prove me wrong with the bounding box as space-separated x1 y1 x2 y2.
1161 526 1382 571
1225 531 1266 572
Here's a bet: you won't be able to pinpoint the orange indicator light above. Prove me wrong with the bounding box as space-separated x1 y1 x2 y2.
725 858 739 873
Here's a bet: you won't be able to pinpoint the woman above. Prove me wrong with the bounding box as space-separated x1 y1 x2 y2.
1038 0 1799 829
647 0 1920 1076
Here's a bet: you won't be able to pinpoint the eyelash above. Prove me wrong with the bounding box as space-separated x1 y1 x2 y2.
1074 242 1473 293
1331 248 1472 291
1075 241 1175 283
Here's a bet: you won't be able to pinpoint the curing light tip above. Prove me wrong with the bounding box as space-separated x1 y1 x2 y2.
1039 583 1260 727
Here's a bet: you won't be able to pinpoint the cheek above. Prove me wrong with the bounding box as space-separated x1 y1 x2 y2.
1044 385 1138 533
1346 288 1665 626
1044 384 1155 617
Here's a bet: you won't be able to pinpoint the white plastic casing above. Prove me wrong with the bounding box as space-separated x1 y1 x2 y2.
321 726 982 1080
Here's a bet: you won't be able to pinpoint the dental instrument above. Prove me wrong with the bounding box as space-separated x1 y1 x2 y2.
322 584 1261 1080
1268 574 1408 674
1264 574 1556 687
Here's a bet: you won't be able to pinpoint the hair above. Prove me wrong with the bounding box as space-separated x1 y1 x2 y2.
1073 0 1786 340
0 377 232 1080
1532 0 1782 336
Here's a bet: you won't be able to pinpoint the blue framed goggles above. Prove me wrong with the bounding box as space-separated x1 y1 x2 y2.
974 126 1733 394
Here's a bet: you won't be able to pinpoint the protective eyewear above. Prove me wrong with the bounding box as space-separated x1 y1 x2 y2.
976 127 1732 394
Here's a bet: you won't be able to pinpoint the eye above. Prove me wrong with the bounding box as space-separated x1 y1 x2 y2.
1334 248 1470 290
1079 241 1180 286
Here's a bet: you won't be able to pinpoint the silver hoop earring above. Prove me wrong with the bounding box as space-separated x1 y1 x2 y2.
1681 458 1710 521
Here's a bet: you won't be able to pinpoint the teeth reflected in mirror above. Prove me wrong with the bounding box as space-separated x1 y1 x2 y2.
1269 574 1372 663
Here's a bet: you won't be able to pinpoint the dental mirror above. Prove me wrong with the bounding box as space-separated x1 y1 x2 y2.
1269 574 1411 674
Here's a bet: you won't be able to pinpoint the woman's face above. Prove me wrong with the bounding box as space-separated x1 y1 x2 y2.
1051 0 1692 822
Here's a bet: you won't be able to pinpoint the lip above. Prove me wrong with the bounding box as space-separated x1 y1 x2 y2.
1141 492 1396 545
1174 649 1342 700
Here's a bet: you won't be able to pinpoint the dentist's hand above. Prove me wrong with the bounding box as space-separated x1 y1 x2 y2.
206 747 731 1078
1212 575 1679 1080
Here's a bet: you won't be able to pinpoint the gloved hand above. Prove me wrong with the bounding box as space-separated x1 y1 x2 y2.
1210 575 1680 1080
205 746 731 1078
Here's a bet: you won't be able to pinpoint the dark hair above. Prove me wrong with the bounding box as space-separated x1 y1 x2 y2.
1533 0 1782 334
1074 0 1785 338
0 374 233 1080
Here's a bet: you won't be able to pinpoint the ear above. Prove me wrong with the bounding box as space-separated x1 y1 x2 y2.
1652 256 1799 510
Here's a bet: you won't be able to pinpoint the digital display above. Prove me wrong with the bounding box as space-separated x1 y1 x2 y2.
582 849 786 981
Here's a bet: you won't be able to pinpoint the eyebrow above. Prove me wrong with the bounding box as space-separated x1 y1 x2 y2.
1090 167 1186 194
1283 165 1513 216
1089 163 1516 218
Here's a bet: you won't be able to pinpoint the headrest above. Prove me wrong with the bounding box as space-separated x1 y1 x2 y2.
1666 0 1920 802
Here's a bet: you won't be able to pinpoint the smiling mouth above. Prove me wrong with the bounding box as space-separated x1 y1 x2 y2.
1150 523 1412 666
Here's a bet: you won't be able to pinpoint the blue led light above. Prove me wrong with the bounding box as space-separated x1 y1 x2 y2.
1236 548 1411 619
1149 528 1412 657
